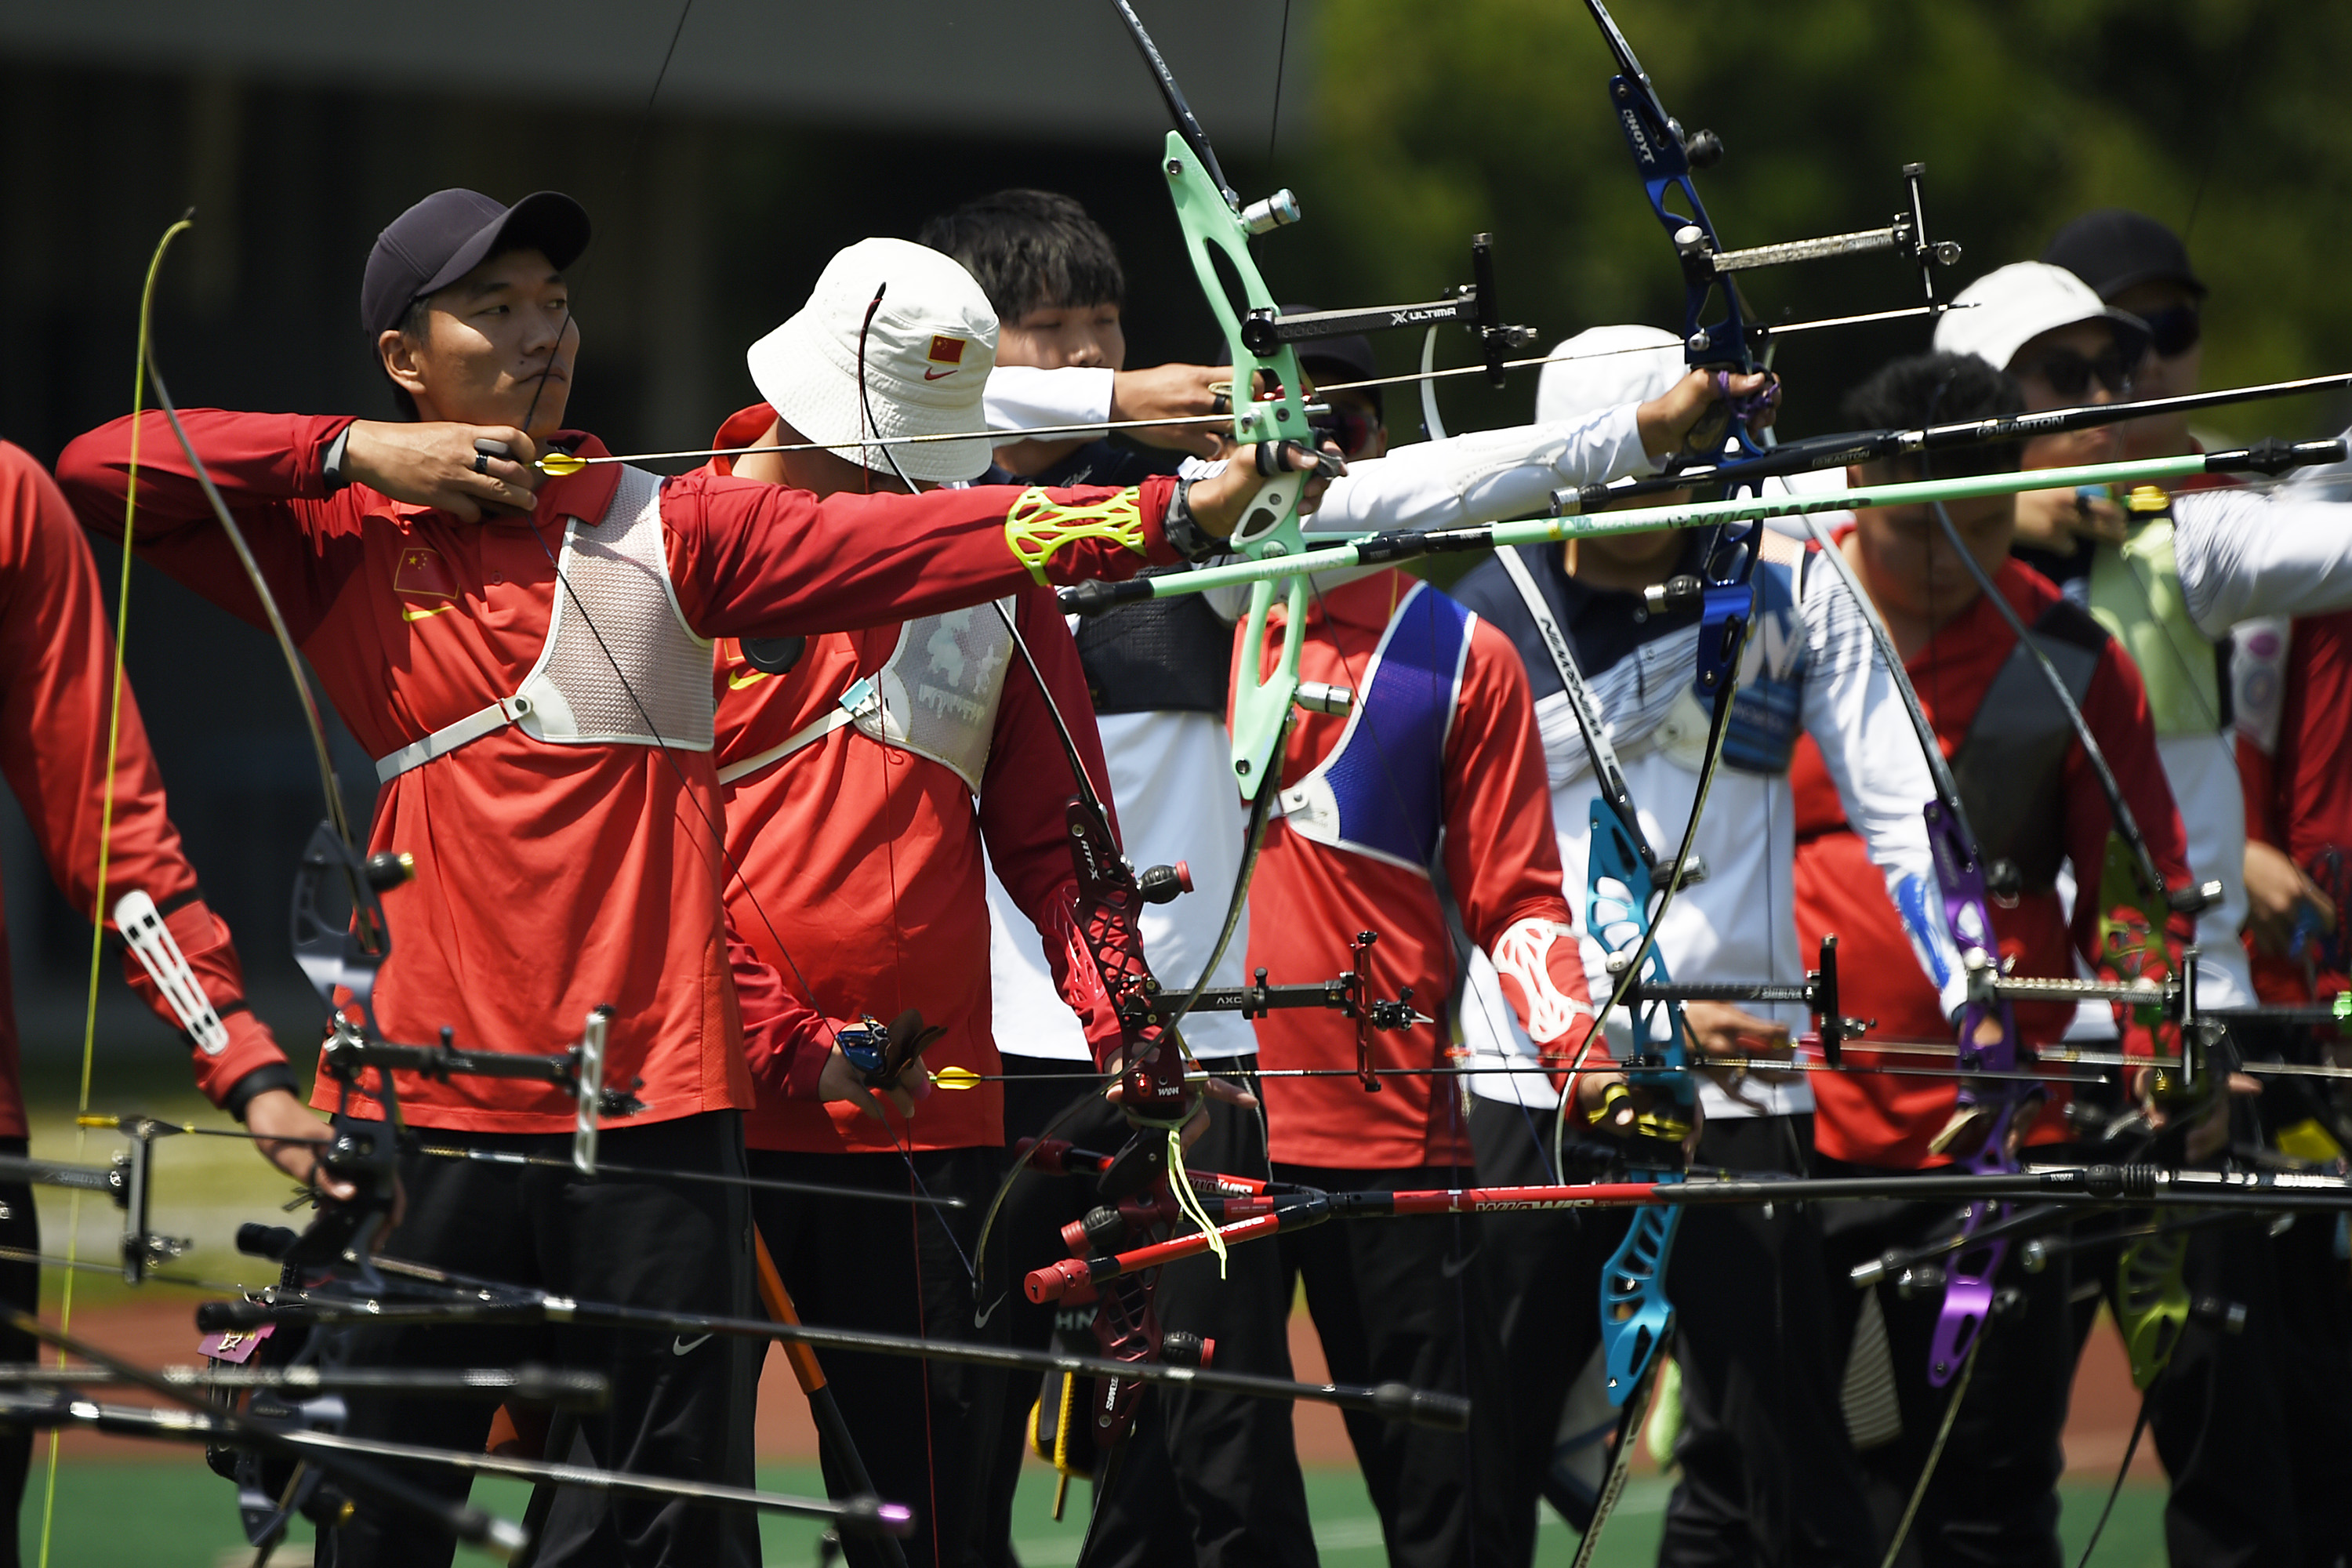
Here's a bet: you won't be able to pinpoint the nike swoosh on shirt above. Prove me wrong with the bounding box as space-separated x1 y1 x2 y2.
973 1293 1007 1330
726 667 771 690
672 1333 713 1356
401 604 454 622
1439 1247 1481 1279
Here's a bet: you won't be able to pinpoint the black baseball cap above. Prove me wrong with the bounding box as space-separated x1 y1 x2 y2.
360 189 592 340
2042 209 2206 303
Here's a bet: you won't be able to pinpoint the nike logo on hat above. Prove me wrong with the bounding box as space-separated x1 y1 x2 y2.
923 367 957 380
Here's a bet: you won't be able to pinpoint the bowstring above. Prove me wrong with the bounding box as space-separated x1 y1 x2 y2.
475 0 985 1290
37 212 195 1568
497 0 971 1261
845 281 1003 1283
1265 0 1293 158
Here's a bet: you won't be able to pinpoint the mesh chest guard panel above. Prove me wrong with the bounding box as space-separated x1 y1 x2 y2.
517 465 715 750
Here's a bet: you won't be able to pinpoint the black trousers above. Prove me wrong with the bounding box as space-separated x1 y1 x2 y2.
986 1058 1124 1566
1273 1158 1514 1568
1813 1156 2072 1568
986 1056 1118 1551
2064 1209 2303 1568
2267 1205 2352 1566
322 1112 760 1568
0 1138 34 1568
1078 1059 1317 1568
753 1145 1001 1568
1466 1095 1620 1565
1657 1116 1875 1568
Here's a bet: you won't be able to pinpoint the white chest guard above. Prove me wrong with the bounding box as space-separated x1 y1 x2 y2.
855 603 1014 791
376 466 714 782
714 601 1015 793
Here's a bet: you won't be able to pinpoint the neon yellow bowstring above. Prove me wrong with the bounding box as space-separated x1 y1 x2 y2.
37 214 192 1568
1163 1125 1229 1280
1157 1031 1227 1279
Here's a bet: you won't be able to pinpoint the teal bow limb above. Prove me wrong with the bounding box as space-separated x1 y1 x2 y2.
1158 132 1315 800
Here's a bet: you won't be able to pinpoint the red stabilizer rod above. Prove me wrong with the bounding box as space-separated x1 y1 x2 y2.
1025 1200 1324 1303
1184 1167 1272 1199
1362 1183 1670 1215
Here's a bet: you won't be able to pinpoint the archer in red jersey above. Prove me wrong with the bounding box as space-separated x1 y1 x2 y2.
0 441 304 1559
1795 353 2193 1568
55 188 1319 1568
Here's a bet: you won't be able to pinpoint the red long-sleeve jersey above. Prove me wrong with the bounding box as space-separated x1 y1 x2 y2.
702 405 1120 1153
1242 571 1597 1171
0 441 287 1134
2236 608 2352 1003
1794 557 2194 1169
56 410 1180 1133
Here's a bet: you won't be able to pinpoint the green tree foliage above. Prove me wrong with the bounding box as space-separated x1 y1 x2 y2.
1236 0 2352 441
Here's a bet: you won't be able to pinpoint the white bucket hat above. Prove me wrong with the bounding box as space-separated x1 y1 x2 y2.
746 238 999 484
1536 323 1686 424
1933 261 2151 375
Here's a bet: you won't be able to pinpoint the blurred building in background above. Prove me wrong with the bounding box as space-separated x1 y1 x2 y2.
0 0 1315 1067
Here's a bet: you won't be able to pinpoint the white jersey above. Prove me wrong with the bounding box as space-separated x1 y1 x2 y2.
984 397 1658 1063
985 710 1256 1060
2060 456 2352 1016
1451 528 1968 1120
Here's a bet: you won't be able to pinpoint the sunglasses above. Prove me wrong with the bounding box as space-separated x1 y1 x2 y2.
2016 346 2135 401
2139 303 2202 358
1308 404 1382 459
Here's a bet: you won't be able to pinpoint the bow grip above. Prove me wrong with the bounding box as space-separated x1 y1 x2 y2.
1693 580 1752 694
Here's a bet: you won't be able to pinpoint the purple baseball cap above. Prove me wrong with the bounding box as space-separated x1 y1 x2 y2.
360 188 590 340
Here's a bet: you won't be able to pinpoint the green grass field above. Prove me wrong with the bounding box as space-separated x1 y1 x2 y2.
18 1457 2165 1567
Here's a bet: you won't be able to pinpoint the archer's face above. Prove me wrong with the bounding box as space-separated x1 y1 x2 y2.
379 248 579 436
2010 318 2128 473
2111 278 2204 459
996 300 1127 374
1849 481 2016 627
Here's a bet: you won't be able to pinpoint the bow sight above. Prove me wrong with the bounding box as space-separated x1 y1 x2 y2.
0 1128 184 1285
1583 0 1961 417
1237 233 1542 394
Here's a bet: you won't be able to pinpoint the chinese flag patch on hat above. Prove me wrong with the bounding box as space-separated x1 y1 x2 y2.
927 335 967 368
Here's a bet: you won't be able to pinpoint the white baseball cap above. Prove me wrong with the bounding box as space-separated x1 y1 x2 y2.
1536 324 1686 425
746 238 998 484
1933 261 2151 375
